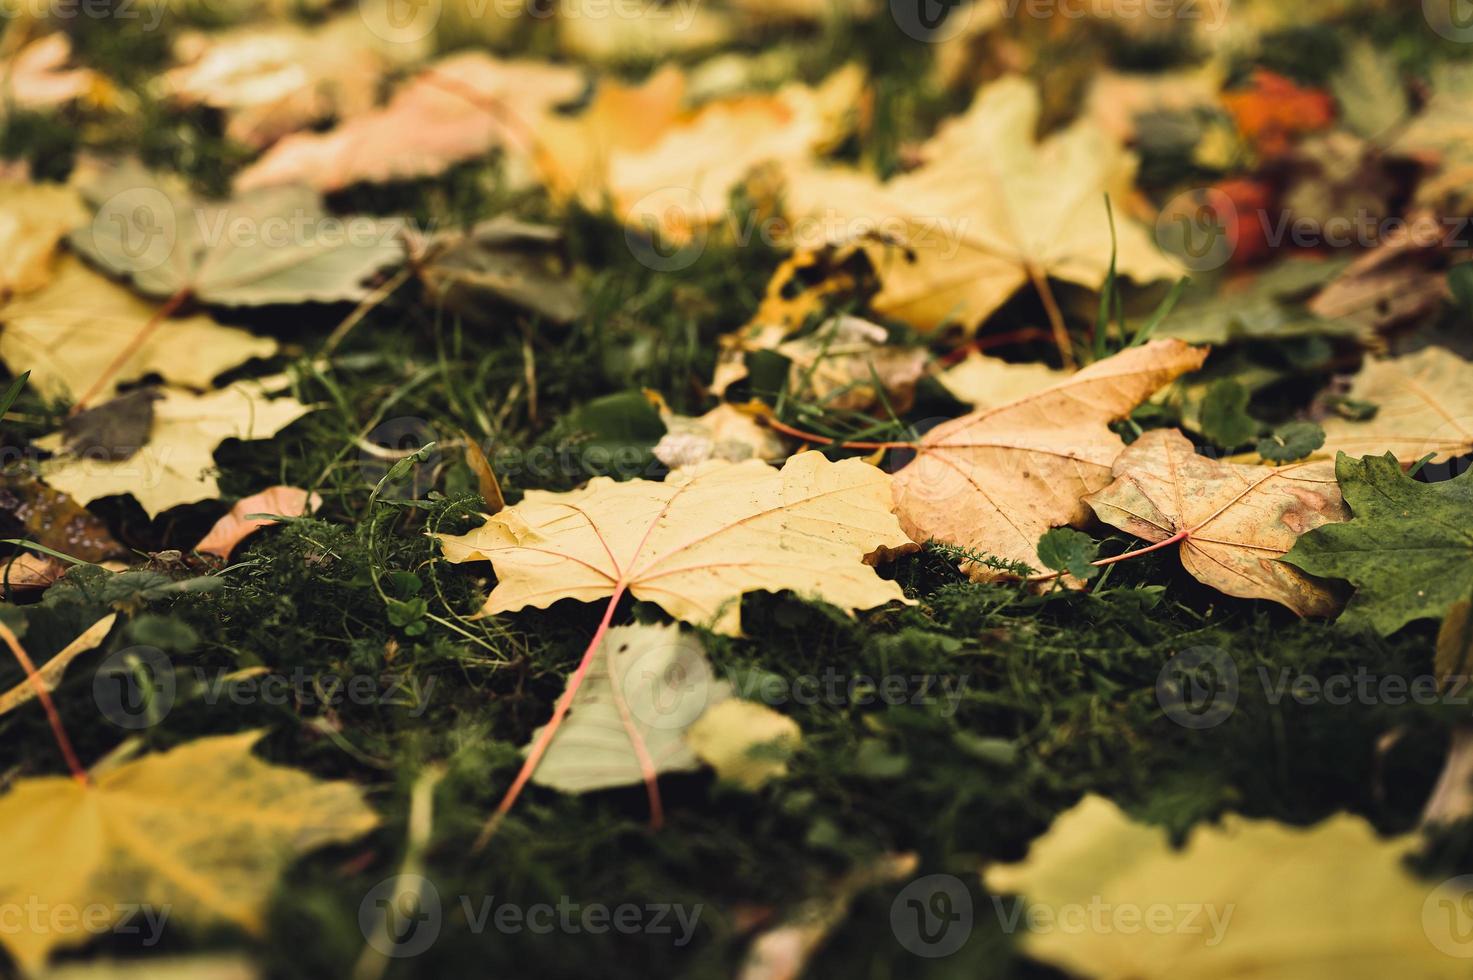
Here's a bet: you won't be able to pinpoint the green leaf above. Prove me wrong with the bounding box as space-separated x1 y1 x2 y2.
1449 264 1473 318
0 370 29 419
1036 528 1100 581
1257 421 1325 463
1330 41 1409 142
1282 454 1473 635
1199 379 1258 449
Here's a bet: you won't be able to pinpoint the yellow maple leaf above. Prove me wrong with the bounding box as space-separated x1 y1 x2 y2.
0 179 86 297
984 793 1467 979
1084 428 1347 616
35 383 314 517
0 256 278 401
1319 347 1473 464
935 351 1070 409
780 75 1180 335
0 731 377 972
893 340 1206 579
436 451 914 636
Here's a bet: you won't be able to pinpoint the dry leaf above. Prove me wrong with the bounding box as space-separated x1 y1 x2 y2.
236 52 585 194
774 316 928 413
1423 723 1473 828
528 622 731 793
36 383 315 517
984 792 1467 980
686 698 800 789
194 486 322 558
161 16 420 149
1318 347 1473 464
437 451 914 636
558 65 864 242
557 0 735 63
1 34 111 114
71 161 404 306
1085 428 1347 616
0 179 86 297
0 732 377 972
893 340 1205 579
0 475 124 562
0 256 278 402
712 246 879 397
1306 211 1452 333
0 551 65 596
412 217 584 326
0 612 116 717
781 75 1180 332
936 351 1069 409
649 397 787 469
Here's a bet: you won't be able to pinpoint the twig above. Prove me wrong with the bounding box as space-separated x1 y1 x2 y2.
0 618 89 784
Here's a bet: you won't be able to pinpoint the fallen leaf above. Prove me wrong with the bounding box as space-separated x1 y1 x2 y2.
1392 62 1473 211
712 246 879 397
0 476 124 562
557 0 735 63
436 451 914 636
984 793 1466 980
62 388 161 461
649 397 786 470
781 75 1180 333
1306 211 1452 334
588 64 865 242
892 340 1205 580
0 34 112 115
0 179 86 297
1085 428 1346 616
1282 452 1473 635
36 383 315 517
529 623 731 793
1222 68 1335 158
935 352 1068 409
1317 347 1473 463
235 53 585 194
1151 257 1359 345
0 256 278 401
0 551 65 596
71 161 404 306
0 731 377 972
0 612 115 718
161 15 421 149
774 316 928 413
412 217 584 325
686 698 800 789
194 485 322 558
